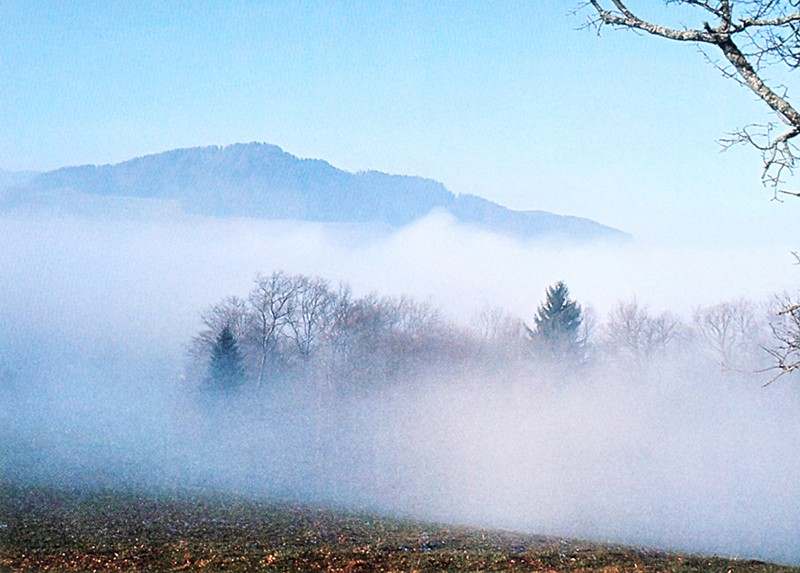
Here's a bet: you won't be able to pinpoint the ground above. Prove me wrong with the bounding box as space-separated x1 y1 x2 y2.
0 483 796 572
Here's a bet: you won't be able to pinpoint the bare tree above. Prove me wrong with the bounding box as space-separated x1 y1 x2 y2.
320 284 356 386
579 304 599 362
692 299 765 368
321 292 447 388
248 272 296 388
604 299 684 368
764 295 800 380
584 0 800 194
472 305 524 341
285 275 336 361
394 296 440 341
342 294 399 385
390 295 444 369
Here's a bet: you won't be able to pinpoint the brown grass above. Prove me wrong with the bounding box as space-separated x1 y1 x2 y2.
0 484 795 572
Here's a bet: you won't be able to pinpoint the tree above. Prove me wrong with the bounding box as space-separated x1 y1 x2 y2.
764 295 800 381
584 2 800 380
189 296 250 383
320 291 448 389
247 272 296 388
286 275 336 361
604 299 683 368
206 325 245 393
692 299 765 369
472 305 527 361
327 293 401 386
528 281 584 359
585 0 800 195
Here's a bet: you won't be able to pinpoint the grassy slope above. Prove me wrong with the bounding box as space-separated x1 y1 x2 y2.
0 484 796 573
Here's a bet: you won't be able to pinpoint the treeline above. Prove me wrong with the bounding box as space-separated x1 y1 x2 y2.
188 271 467 394
473 284 775 378
189 271 791 395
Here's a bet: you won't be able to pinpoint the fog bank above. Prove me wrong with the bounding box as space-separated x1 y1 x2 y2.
0 210 795 331
2 211 800 564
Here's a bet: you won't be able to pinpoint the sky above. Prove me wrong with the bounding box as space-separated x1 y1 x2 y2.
5 5 800 562
0 1 798 245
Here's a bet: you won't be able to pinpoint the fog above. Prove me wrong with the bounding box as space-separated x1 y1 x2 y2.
2 210 800 564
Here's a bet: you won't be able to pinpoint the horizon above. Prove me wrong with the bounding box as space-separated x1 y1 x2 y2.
1 2 798 246
2 136 797 318
0 140 626 229
3 2 800 566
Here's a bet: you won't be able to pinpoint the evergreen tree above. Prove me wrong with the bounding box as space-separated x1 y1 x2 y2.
206 325 245 393
530 281 583 360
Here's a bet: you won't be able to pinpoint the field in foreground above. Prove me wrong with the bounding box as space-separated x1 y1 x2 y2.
0 484 796 573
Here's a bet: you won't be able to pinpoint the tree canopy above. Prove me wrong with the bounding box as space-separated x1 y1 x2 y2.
529 281 584 359
206 325 245 393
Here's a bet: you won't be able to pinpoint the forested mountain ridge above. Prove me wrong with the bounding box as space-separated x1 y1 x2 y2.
0 143 628 241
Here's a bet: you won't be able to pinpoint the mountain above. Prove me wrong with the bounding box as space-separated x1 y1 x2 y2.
0 143 628 241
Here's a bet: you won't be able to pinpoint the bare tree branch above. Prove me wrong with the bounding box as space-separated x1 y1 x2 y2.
587 0 716 40
760 295 800 384
735 12 800 30
586 0 800 192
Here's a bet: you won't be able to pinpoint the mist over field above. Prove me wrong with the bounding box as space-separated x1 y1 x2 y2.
2 210 800 564
8 0 800 569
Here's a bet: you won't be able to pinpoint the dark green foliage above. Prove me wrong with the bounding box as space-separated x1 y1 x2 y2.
206 325 245 392
530 281 583 359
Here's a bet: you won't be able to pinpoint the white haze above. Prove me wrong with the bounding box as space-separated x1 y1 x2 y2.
2 210 800 564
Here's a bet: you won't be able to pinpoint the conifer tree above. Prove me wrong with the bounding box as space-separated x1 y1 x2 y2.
530 281 583 360
206 325 245 393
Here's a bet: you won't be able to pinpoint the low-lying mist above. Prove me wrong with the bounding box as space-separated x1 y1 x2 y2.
2 210 800 564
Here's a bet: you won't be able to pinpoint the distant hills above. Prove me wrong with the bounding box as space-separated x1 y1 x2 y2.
0 143 628 241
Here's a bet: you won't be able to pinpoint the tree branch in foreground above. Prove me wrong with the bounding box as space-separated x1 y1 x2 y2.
584 0 800 192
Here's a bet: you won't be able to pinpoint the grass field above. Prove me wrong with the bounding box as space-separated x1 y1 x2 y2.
0 483 796 572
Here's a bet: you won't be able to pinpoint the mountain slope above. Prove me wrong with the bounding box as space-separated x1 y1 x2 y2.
1 143 628 241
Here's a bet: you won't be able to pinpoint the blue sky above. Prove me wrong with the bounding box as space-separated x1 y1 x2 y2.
1 1 798 245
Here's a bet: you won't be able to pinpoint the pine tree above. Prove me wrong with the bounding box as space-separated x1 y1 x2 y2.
530 281 583 360
206 325 245 393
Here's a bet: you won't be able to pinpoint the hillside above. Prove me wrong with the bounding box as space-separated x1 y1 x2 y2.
0 143 628 241
0 484 793 572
